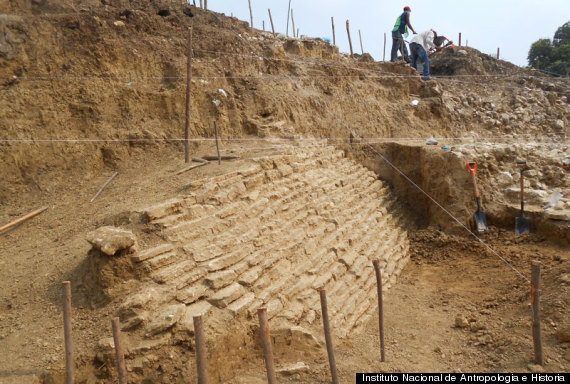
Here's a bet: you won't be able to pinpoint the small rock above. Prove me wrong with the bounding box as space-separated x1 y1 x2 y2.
556 324 570 342
276 362 310 376
455 315 469 328
527 364 545 373
113 20 125 27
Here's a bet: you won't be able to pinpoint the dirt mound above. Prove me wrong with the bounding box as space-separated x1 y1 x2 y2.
431 46 521 76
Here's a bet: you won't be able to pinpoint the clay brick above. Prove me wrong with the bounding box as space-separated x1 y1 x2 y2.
208 283 246 308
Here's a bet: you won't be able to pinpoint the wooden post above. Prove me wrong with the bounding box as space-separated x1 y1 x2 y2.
400 39 404 59
373 260 386 362
62 281 74 384
331 17 336 45
111 318 127 384
466 40 468 47
199 0 202 9
268 9 275 36
383 32 386 61
90 172 118 202
286 0 291 36
291 8 296 38
248 0 253 32
257 308 276 384
497 47 500 60
262 20 265 31
204 0 207 10
320 290 339 384
359 29 364 54
214 121 221 165
458 32 462 47
0 206 48 233
531 262 544 365
184 27 193 163
194 315 209 384
346 20 353 57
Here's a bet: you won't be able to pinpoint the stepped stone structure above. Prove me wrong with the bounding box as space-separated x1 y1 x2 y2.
94 145 409 351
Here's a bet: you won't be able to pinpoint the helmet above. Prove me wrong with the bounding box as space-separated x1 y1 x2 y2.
404 6 411 11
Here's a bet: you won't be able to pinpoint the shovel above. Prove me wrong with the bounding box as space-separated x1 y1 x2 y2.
466 162 488 232
515 161 530 235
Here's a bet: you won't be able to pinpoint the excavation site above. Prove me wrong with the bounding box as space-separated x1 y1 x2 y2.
0 1 569 383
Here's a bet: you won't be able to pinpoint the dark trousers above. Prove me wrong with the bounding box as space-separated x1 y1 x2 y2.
390 30 409 62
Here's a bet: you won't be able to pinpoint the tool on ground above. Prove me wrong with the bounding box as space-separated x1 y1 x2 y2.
515 161 530 235
466 162 488 232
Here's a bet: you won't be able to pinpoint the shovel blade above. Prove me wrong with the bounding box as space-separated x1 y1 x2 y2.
515 216 530 235
474 210 488 232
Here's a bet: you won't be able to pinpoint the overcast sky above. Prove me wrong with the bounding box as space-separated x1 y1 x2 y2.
204 0 570 67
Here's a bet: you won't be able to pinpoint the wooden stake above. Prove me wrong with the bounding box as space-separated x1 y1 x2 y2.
458 32 462 47
346 20 353 57
359 29 364 54
291 8 296 38
331 17 336 45
257 308 276 384
175 161 210 175
320 290 339 384
90 171 118 202
268 9 275 36
214 121 221 165
111 318 127 384
248 0 254 32
531 261 544 365
466 40 468 47
201 155 239 161
62 281 74 384
0 206 48 234
262 20 265 31
383 32 386 61
497 47 500 60
373 260 386 362
185 27 193 163
286 0 291 36
199 0 202 9
204 0 207 10
194 315 209 384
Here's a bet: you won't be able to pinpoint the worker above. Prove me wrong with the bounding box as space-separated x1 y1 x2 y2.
409 29 440 80
390 6 416 63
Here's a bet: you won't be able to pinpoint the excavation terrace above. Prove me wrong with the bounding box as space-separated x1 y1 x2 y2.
0 2 569 383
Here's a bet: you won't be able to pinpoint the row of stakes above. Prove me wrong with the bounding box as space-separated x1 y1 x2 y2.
60 259 544 383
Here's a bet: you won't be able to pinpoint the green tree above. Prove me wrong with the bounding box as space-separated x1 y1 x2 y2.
528 21 569 76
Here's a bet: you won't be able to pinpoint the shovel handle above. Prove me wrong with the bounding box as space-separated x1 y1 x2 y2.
520 167 525 214
466 162 480 197
466 162 477 176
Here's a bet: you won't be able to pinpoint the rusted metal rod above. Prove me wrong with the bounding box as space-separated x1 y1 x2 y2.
531 261 544 365
0 206 48 234
320 290 339 384
111 317 127 384
373 260 386 362
194 315 209 384
90 171 118 202
458 32 462 47
257 308 276 384
268 9 275 36
331 17 336 45
214 121 221 165
62 281 74 384
359 29 364 54
184 26 193 163
346 20 353 57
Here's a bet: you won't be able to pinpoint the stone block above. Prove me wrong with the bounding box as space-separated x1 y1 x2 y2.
176 284 209 304
208 283 246 308
86 226 137 256
132 244 173 263
145 304 186 337
228 292 256 316
204 270 238 290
